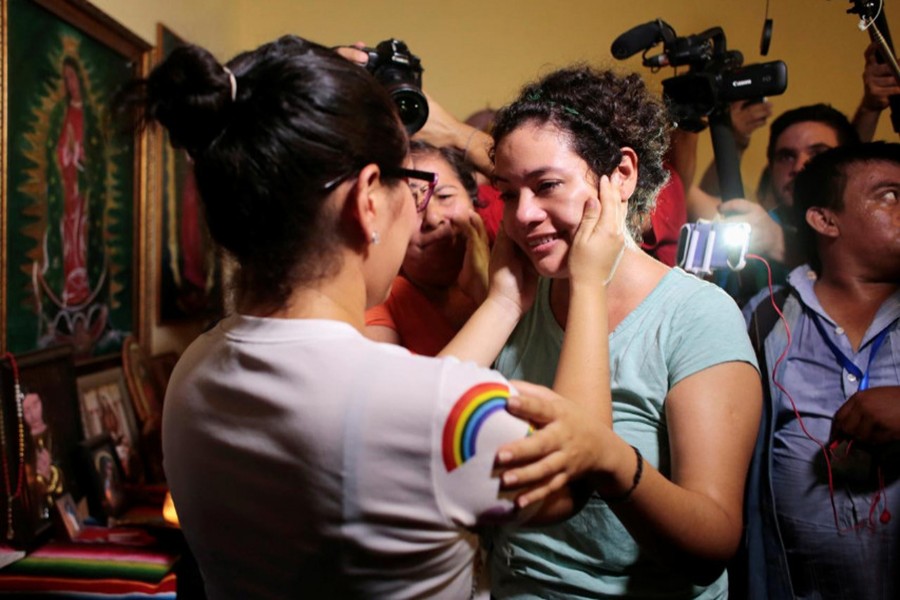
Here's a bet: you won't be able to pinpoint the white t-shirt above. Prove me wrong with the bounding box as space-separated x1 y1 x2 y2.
163 314 530 599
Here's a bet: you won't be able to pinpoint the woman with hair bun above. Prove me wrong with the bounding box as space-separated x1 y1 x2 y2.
125 37 625 599
480 66 763 599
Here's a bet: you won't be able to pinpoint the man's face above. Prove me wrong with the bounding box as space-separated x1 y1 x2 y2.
770 121 840 207
827 159 900 279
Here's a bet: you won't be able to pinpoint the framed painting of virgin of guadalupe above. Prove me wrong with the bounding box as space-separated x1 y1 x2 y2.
0 0 151 363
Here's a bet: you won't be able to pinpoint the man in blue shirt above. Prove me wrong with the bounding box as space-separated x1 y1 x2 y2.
741 142 900 599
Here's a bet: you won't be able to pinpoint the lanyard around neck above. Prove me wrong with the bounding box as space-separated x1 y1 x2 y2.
809 311 892 392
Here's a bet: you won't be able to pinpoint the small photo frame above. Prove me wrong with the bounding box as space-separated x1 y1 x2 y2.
53 492 85 541
81 434 127 520
76 367 142 483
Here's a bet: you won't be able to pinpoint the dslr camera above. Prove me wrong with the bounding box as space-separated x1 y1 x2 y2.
363 39 429 135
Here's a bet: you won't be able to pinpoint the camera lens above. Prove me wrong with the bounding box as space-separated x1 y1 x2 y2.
361 39 428 134
392 88 429 135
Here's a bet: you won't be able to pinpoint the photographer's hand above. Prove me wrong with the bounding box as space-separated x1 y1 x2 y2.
719 199 785 262
862 42 900 112
333 43 369 66
729 99 772 150
853 42 900 141
415 92 493 177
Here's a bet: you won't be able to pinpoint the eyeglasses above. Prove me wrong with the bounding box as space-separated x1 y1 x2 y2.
323 166 438 213
382 166 438 213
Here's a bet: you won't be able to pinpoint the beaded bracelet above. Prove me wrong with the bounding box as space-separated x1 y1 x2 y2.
603 445 643 504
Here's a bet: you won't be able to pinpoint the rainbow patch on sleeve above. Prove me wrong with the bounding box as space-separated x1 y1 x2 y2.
442 382 510 472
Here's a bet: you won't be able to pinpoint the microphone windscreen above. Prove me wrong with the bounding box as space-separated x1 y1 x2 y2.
611 20 663 59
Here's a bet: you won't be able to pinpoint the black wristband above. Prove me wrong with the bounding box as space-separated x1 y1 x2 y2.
602 445 643 504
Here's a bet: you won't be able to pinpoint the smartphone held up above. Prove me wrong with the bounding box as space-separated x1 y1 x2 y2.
676 221 750 275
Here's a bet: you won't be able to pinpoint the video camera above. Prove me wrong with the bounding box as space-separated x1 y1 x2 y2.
362 39 429 135
611 20 787 132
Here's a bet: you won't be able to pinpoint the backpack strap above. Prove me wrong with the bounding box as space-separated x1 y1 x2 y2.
729 286 795 600
747 287 793 363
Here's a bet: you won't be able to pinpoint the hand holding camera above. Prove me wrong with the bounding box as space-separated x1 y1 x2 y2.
719 199 786 261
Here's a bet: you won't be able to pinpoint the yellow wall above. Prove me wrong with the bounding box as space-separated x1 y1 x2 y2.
86 0 899 353
229 0 898 188
88 0 239 56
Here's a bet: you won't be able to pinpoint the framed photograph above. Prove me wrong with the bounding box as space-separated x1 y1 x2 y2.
156 23 223 323
0 345 83 548
81 433 127 520
1 0 152 362
76 366 142 483
53 492 84 540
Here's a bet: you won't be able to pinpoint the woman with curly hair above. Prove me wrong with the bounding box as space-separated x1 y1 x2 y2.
482 66 763 599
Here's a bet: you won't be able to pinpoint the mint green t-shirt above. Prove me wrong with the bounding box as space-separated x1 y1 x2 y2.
489 268 758 600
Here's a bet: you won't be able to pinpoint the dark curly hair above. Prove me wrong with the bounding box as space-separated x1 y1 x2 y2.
119 35 408 310
491 65 670 240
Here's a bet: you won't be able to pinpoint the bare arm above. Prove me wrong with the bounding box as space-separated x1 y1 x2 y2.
439 228 536 366
852 42 900 142
668 126 723 221
611 362 762 582
451 209 490 306
720 199 786 262
501 361 762 582
667 128 699 196
415 92 493 178
364 324 400 344
553 175 625 428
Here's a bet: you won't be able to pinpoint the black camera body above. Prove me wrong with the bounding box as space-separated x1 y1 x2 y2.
363 39 429 134
663 61 788 131
612 21 787 132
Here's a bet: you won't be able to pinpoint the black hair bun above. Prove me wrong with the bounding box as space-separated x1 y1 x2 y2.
146 44 235 156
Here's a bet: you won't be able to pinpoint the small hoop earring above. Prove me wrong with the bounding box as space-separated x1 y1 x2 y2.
370 231 380 245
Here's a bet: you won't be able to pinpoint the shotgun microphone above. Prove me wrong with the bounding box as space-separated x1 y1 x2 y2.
611 20 669 59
